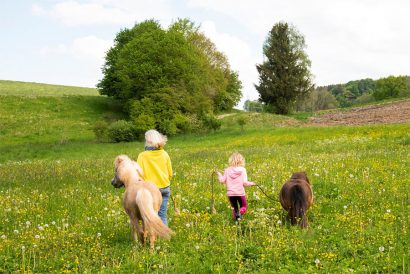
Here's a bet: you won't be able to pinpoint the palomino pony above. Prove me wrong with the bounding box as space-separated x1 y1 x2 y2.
279 172 313 228
111 155 174 250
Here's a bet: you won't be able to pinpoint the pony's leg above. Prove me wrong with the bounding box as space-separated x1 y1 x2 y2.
130 217 138 242
130 219 137 241
149 234 156 251
131 218 144 245
289 210 297 225
135 219 145 244
143 223 149 247
300 212 308 228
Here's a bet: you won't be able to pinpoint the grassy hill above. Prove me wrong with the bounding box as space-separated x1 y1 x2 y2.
0 80 99 97
0 80 124 160
0 81 409 273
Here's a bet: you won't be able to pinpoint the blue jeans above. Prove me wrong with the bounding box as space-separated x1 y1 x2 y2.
159 187 170 226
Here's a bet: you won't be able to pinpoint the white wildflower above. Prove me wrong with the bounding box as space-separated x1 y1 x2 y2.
379 246 384 252
315 258 320 264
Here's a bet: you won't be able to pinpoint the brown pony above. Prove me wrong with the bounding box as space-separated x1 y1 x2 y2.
111 155 174 250
279 172 313 228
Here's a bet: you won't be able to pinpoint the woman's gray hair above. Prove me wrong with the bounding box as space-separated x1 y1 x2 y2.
145 129 167 148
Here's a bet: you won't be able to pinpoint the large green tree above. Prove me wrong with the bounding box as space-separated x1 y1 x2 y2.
255 22 313 114
373 75 408 100
97 19 241 135
169 19 242 112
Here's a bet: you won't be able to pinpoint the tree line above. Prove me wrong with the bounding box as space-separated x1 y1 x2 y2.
245 75 410 112
96 18 410 142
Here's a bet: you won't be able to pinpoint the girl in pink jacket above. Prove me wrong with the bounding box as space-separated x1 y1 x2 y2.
217 152 255 221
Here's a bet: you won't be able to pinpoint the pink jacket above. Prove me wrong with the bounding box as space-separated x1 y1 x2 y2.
217 166 255 196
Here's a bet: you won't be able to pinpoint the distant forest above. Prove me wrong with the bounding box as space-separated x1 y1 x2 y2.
244 75 410 112
319 75 410 107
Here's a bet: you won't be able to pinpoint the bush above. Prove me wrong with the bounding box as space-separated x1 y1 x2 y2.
173 113 191 133
107 120 136 143
158 119 178 136
93 120 109 142
296 88 339 111
201 113 221 132
131 114 156 138
237 116 247 131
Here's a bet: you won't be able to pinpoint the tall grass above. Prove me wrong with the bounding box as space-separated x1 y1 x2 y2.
1 124 409 273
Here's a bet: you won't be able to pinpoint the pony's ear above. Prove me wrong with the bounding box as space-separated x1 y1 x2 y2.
114 155 127 166
303 172 311 184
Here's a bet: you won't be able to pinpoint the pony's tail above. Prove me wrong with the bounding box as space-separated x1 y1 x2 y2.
136 189 174 240
290 185 308 228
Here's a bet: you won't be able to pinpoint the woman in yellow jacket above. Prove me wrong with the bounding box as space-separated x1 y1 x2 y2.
137 129 173 226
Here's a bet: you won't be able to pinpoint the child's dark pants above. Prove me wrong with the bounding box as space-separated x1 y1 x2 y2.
228 196 248 220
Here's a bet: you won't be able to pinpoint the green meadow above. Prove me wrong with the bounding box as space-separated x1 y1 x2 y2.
0 81 409 273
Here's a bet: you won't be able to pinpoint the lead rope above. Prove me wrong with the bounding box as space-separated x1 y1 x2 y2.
254 183 278 202
170 195 180 215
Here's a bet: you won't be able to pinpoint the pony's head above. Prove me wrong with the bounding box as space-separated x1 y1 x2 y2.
290 171 310 184
111 155 143 188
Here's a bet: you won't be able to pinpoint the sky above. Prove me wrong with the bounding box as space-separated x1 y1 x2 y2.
1 0 410 107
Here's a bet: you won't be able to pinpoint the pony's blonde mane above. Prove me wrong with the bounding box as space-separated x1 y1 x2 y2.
115 155 142 185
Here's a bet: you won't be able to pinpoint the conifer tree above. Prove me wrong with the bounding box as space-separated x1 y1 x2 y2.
255 22 313 114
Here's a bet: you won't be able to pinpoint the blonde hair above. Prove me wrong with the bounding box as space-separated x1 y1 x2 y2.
229 152 245 167
145 129 167 148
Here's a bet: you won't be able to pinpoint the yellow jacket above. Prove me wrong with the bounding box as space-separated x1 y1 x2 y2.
137 149 173 188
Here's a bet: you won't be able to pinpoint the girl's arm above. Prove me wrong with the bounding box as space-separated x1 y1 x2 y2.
242 168 256 186
217 170 227 183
